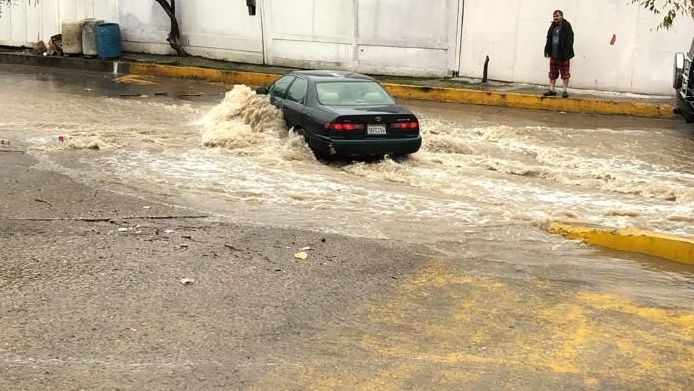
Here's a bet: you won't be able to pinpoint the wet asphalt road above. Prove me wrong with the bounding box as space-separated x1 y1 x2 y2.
0 64 692 390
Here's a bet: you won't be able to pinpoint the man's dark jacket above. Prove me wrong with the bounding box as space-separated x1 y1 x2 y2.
544 20 574 60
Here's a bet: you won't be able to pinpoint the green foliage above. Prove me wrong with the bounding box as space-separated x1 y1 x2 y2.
632 0 694 29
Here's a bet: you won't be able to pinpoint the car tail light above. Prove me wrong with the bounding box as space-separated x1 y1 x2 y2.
323 122 365 131
390 121 418 130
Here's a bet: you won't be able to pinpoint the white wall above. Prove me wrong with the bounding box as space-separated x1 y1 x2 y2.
179 0 262 63
264 0 355 70
118 0 174 54
119 0 263 63
459 0 694 94
263 0 461 76
1 0 693 94
0 0 116 46
355 0 460 76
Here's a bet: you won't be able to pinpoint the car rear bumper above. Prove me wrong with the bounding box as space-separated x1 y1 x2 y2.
676 94 694 122
311 135 422 156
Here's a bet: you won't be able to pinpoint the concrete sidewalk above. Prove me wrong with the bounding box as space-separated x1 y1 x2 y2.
0 46 679 119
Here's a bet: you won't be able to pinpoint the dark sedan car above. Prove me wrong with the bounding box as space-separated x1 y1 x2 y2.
257 70 422 157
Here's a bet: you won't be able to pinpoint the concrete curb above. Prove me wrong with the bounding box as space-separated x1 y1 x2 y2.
128 63 676 119
544 221 694 265
127 62 279 88
384 84 676 119
0 51 115 73
0 52 677 119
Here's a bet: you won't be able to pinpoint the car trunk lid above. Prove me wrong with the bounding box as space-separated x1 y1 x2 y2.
322 105 418 138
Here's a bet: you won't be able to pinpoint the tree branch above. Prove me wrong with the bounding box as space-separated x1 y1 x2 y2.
154 0 187 56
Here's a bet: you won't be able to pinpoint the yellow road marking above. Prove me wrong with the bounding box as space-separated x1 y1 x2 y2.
257 262 693 389
114 74 157 86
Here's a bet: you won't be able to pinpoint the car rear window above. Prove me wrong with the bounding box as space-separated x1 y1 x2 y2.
316 81 395 106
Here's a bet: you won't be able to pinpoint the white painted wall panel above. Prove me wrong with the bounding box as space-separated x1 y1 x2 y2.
271 40 354 70
460 0 694 94
357 0 458 76
74 0 89 20
359 0 449 48
460 0 520 81
271 0 352 40
93 0 117 21
179 0 262 62
9 1 27 44
59 0 102 21
26 1 42 43
0 0 114 46
119 0 262 61
357 45 448 76
119 0 169 53
569 0 636 91
59 0 76 22
0 3 12 43
631 10 694 94
265 0 354 68
41 0 60 41
511 3 547 84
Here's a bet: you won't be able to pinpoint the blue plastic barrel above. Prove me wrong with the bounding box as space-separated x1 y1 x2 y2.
96 23 122 60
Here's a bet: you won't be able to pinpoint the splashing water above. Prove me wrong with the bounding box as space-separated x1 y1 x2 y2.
199 85 311 160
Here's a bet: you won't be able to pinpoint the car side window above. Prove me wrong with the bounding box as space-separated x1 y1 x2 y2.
286 77 308 103
268 76 295 98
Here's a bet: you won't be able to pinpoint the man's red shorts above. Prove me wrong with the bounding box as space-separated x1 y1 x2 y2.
549 58 571 80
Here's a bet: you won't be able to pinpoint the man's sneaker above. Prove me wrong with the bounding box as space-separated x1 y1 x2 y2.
543 89 557 97
561 91 569 98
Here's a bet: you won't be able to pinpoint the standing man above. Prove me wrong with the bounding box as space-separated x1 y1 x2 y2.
543 10 574 98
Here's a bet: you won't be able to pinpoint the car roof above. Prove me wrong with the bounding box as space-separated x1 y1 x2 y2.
289 70 375 82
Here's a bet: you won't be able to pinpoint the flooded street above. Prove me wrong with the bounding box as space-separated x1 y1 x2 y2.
1 64 693 389
2 65 692 243
2 64 693 297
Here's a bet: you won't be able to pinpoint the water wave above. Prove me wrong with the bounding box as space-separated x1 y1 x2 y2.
200 85 311 160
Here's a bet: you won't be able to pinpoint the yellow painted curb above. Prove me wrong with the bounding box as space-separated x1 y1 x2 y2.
544 221 694 264
383 84 675 119
128 63 279 88
127 63 675 119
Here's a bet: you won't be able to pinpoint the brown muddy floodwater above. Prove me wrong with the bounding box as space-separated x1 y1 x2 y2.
1 65 692 269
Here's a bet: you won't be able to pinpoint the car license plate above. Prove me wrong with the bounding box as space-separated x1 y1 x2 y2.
367 124 386 135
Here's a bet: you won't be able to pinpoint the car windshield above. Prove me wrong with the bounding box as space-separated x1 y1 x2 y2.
316 81 395 106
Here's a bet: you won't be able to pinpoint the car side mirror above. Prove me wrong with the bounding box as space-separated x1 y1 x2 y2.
247 0 257 16
256 87 268 95
674 52 685 89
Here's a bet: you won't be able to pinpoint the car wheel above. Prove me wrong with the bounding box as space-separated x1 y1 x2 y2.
311 148 332 160
681 111 694 123
678 102 694 123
